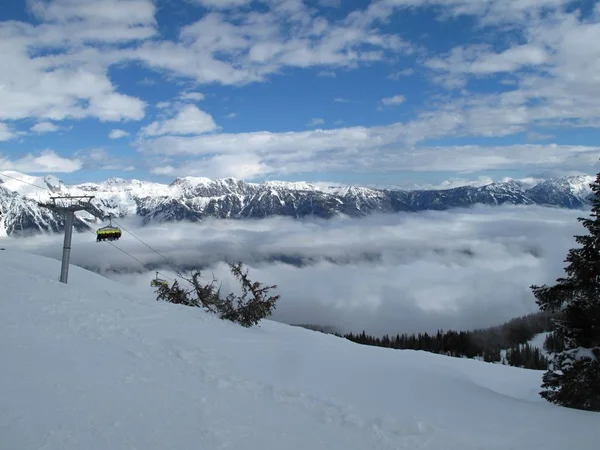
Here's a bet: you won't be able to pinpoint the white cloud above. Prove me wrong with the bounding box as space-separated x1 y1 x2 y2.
126 2 412 86
0 150 82 173
150 165 176 175
26 0 157 43
87 91 146 122
2 0 599 182
174 152 268 179
81 148 111 162
0 22 147 124
424 43 549 83
109 129 130 139
417 4 600 130
31 122 60 134
373 0 570 26
0 0 152 126
11 204 588 335
136 113 600 178
380 94 406 106
189 0 253 8
179 92 205 102
74 148 136 172
140 104 219 137
0 123 15 141
307 118 325 127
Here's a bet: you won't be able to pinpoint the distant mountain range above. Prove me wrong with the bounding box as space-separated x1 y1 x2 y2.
0 171 595 236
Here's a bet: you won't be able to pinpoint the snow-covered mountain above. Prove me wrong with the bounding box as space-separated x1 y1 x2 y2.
1 249 598 449
525 175 595 208
0 171 595 236
0 184 65 237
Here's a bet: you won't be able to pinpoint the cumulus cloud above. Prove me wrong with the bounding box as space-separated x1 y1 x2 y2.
0 123 15 141
380 95 406 106
419 2 600 130
126 0 412 86
26 0 158 43
109 129 130 139
0 1 150 124
140 104 218 137
30 122 60 134
0 150 82 173
5 204 588 336
178 92 205 102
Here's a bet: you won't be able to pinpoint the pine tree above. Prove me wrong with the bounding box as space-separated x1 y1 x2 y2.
530 171 600 412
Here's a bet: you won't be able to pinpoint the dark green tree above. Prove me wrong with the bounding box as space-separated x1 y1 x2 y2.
155 262 280 328
530 171 600 411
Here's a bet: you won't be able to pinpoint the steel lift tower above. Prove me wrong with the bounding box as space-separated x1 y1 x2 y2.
38 195 97 284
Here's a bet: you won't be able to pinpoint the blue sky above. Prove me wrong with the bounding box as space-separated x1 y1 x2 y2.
1 0 600 187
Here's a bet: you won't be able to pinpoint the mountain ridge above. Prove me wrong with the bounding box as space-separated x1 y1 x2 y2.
0 171 595 236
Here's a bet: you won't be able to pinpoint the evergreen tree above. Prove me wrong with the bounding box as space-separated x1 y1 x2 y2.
543 331 565 354
530 171 600 412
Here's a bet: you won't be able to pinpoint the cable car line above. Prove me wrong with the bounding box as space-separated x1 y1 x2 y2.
109 218 181 273
80 221 175 282
0 172 50 191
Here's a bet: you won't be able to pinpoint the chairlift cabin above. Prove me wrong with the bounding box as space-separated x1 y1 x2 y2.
151 272 168 288
96 216 122 242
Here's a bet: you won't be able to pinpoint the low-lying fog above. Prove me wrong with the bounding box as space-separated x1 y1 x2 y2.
3 204 586 336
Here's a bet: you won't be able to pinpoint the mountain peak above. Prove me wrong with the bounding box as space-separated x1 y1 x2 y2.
170 176 213 186
42 175 64 191
0 172 596 235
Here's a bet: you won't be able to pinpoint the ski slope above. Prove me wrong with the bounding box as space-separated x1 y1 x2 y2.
0 250 597 450
529 331 552 356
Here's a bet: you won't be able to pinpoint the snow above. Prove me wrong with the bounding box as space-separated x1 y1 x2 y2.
0 171 50 199
323 185 383 198
558 175 594 196
529 331 552 356
261 180 321 192
0 249 598 449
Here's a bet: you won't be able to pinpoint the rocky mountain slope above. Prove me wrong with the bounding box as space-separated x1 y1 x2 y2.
0 171 594 236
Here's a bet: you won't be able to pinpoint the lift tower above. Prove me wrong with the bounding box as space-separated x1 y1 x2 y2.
38 195 97 284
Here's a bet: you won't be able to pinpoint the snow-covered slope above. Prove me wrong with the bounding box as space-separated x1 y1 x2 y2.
0 171 596 236
529 331 552 356
0 170 64 198
0 250 598 449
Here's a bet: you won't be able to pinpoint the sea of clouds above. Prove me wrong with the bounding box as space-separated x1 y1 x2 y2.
4 204 587 336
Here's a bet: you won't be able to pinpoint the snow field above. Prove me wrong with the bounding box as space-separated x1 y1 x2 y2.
0 249 598 450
